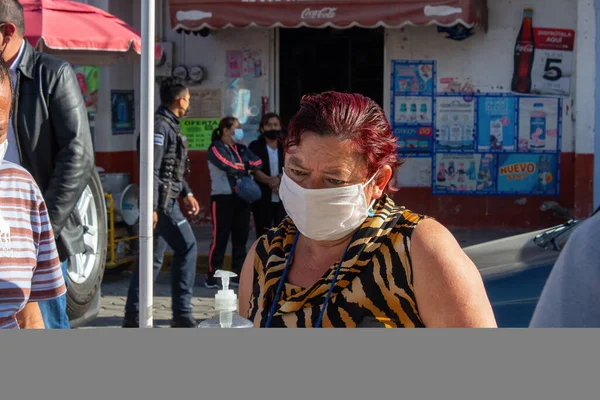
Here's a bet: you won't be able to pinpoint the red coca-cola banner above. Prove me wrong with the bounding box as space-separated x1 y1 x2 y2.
170 0 488 31
534 28 575 51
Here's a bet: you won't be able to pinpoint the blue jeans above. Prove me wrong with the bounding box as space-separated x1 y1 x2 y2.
125 198 198 320
38 260 71 329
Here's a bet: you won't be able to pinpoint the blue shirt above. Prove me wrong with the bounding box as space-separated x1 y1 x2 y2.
530 212 600 327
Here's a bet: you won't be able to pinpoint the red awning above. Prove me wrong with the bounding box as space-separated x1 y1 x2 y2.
170 0 488 32
22 0 162 66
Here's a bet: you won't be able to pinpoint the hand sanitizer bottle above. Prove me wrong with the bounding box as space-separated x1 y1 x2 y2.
198 270 253 328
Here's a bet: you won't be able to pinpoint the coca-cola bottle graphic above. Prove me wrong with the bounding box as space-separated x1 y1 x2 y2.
511 8 535 93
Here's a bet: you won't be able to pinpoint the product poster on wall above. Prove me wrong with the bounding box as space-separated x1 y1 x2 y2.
180 118 219 150
242 49 263 79
435 96 476 152
73 65 99 114
394 96 433 124
497 153 559 195
226 50 244 78
477 96 517 151
433 153 496 194
517 97 560 152
391 60 436 153
111 90 135 135
393 61 435 95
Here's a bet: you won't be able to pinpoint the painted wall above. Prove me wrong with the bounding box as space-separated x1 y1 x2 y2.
383 0 594 228
89 0 594 228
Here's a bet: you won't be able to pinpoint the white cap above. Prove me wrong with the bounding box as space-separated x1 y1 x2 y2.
214 270 237 312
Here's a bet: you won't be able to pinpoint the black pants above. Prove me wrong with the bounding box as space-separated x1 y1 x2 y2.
252 199 286 238
207 194 251 277
125 198 197 320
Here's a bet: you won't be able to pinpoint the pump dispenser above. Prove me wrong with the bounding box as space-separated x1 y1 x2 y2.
198 270 253 328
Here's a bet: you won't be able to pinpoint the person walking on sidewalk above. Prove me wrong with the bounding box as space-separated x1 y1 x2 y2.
249 113 286 238
122 77 200 328
205 117 262 289
0 0 95 329
0 58 67 329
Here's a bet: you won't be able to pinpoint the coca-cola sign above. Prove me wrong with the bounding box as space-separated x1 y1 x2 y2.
515 43 534 53
301 7 337 20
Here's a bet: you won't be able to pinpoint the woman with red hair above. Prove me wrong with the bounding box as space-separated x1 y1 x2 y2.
238 91 497 328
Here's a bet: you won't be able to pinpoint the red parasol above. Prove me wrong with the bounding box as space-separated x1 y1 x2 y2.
21 0 161 65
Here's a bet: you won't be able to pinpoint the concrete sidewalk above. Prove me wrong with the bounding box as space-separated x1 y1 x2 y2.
105 225 529 276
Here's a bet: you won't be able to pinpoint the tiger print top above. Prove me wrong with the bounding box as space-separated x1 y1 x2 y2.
247 195 428 328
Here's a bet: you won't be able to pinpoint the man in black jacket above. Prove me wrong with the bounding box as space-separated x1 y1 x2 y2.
0 1 95 328
123 77 200 328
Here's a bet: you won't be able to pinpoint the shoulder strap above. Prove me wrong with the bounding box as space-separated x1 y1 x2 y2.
155 114 178 130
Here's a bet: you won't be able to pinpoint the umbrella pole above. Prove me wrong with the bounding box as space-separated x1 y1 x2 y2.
139 0 156 328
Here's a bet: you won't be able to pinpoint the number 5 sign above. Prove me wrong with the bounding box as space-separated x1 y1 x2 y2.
531 28 576 96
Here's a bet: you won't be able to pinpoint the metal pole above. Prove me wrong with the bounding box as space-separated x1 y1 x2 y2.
139 0 155 328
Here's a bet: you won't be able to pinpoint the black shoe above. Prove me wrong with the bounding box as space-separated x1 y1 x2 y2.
121 317 139 328
171 316 198 328
204 274 220 289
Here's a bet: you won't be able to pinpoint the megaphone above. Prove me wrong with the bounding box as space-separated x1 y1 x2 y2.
114 184 139 226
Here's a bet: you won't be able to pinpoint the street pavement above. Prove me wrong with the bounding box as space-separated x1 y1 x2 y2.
77 227 527 329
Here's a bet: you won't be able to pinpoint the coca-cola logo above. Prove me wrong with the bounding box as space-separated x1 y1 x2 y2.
516 43 534 52
301 7 337 19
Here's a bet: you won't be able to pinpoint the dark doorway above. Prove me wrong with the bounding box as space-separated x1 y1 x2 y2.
279 27 385 126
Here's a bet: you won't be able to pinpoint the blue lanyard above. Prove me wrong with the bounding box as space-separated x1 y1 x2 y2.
265 232 354 328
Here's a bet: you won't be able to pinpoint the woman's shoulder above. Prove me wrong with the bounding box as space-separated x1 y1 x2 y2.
374 196 431 234
208 140 221 150
255 217 295 258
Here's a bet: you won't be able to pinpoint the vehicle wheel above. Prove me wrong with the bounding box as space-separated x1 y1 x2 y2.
66 170 107 320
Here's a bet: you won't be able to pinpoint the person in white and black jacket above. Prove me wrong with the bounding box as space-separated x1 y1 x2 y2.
249 113 287 238
206 117 262 288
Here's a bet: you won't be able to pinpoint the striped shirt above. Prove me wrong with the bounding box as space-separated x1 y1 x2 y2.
0 161 66 329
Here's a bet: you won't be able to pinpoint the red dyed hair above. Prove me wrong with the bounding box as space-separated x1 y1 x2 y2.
285 91 402 192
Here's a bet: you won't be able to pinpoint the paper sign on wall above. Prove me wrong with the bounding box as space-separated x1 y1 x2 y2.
433 153 496 194
435 96 476 152
111 90 135 135
531 28 576 96
517 97 560 152
188 89 222 119
497 153 559 195
391 60 436 153
180 118 219 150
73 65 99 114
477 96 517 152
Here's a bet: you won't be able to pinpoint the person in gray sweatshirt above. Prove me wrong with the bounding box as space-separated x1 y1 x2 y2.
529 208 600 327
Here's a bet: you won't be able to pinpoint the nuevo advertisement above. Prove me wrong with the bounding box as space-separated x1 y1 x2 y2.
433 153 496 194
497 153 559 195
435 96 476 152
477 96 517 151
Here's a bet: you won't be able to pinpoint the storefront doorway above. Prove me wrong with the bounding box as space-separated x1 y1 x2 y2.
279 27 385 125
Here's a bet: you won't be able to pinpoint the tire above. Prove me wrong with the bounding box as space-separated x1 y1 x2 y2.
65 170 107 320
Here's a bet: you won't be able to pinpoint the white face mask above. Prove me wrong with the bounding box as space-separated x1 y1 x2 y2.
279 169 378 241
0 140 7 163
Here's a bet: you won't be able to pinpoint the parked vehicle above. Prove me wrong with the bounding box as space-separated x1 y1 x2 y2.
465 218 582 327
65 170 107 328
